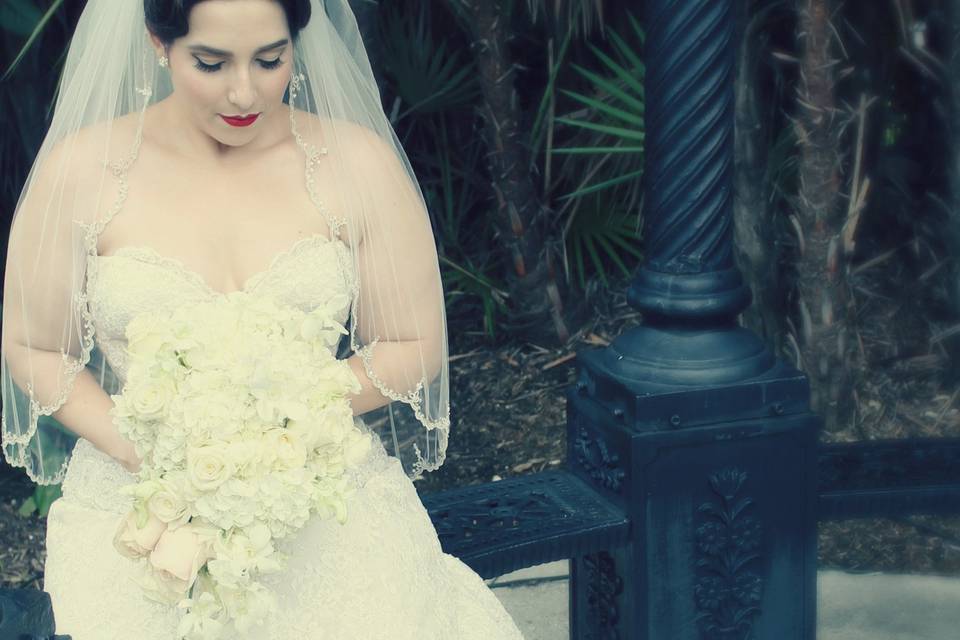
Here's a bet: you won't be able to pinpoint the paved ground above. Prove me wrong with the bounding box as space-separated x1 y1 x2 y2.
485 561 960 639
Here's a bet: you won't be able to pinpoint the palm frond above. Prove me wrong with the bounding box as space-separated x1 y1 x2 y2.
2 0 63 81
379 0 480 119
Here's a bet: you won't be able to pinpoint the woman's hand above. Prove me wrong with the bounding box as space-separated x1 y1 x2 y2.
112 437 142 474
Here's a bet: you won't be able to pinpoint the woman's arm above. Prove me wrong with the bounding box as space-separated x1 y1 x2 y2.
336 122 445 417
2 132 141 475
3 341 140 472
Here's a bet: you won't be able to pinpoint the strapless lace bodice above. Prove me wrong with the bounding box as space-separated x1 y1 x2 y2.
88 234 354 384
60 234 391 514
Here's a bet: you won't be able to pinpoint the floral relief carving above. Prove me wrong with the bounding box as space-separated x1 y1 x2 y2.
573 425 625 493
583 550 623 640
694 467 764 639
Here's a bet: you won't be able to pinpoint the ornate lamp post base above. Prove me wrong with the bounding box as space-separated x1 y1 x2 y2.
564 0 819 635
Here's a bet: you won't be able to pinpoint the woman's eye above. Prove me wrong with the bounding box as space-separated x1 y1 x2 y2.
194 58 222 73
191 58 283 73
258 57 283 70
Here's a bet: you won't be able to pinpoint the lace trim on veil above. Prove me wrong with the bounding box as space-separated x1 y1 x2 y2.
0 85 154 485
286 72 450 480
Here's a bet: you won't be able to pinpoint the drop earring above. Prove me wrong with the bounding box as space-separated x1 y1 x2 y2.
158 55 168 68
289 70 304 101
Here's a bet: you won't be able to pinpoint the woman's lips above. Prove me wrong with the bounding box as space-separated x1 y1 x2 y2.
220 113 260 127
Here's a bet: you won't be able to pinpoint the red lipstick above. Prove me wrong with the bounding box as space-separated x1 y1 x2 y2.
220 113 259 127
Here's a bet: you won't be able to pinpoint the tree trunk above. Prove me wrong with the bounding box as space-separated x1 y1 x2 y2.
456 0 570 343
794 0 855 435
733 0 785 353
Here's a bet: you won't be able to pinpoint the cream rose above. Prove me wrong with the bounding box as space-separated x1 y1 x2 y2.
134 563 191 607
187 445 235 491
113 509 167 559
148 523 215 592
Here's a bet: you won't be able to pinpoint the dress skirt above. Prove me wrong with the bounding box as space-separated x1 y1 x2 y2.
44 429 525 639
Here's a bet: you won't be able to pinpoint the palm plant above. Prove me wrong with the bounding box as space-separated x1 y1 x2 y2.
546 13 646 291
374 0 510 336
421 120 510 336
1 0 73 269
378 0 480 122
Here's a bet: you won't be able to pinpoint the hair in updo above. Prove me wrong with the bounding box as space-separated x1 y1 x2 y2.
145 0 312 45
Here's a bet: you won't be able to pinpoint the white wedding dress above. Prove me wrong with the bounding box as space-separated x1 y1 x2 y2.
43 230 525 639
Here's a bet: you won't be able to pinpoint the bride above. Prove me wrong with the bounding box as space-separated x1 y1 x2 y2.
0 0 525 638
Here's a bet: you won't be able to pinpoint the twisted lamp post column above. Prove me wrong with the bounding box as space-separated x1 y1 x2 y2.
566 1 818 638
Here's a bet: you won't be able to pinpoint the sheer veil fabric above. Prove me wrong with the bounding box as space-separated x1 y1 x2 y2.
1 0 450 484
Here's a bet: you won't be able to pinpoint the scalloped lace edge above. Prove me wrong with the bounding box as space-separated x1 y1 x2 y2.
286 85 451 481
0 87 153 485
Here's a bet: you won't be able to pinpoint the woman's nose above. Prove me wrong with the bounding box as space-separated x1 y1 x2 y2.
228 69 256 111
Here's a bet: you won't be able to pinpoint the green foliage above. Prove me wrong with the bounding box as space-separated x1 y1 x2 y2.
1 0 72 236
378 0 480 119
418 117 507 337
564 196 643 291
548 13 646 291
1 0 63 81
18 482 62 518
554 13 646 202
0 0 45 39
439 254 509 337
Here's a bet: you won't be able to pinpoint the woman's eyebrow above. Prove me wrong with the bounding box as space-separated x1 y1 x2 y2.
187 38 289 57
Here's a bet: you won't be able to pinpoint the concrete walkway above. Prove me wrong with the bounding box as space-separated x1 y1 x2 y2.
485 561 960 639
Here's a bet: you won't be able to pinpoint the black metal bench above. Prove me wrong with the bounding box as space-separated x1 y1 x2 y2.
421 469 630 580
424 436 960 581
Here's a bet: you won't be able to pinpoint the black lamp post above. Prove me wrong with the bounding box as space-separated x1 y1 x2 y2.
567 1 818 637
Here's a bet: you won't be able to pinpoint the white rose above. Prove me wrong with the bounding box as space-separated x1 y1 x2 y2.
125 376 176 422
187 445 235 491
125 315 173 361
147 482 189 526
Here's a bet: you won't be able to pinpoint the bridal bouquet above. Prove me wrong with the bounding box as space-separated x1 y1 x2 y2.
109 291 373 639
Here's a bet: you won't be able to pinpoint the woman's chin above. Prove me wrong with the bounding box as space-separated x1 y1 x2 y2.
211 128 258 148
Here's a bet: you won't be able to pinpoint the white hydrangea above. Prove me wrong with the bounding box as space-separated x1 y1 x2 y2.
110 291 371 639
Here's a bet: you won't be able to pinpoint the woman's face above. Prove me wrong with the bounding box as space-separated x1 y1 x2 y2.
150 0 293 148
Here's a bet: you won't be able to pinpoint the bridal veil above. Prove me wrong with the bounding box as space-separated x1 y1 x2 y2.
1 0 450 485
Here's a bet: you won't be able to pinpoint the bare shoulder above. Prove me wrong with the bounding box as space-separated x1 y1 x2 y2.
291 110 416 243
26 111 143 225
56 110 143 168
291 109 401 173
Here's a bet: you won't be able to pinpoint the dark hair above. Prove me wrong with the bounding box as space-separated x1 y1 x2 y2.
145 0 312 46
